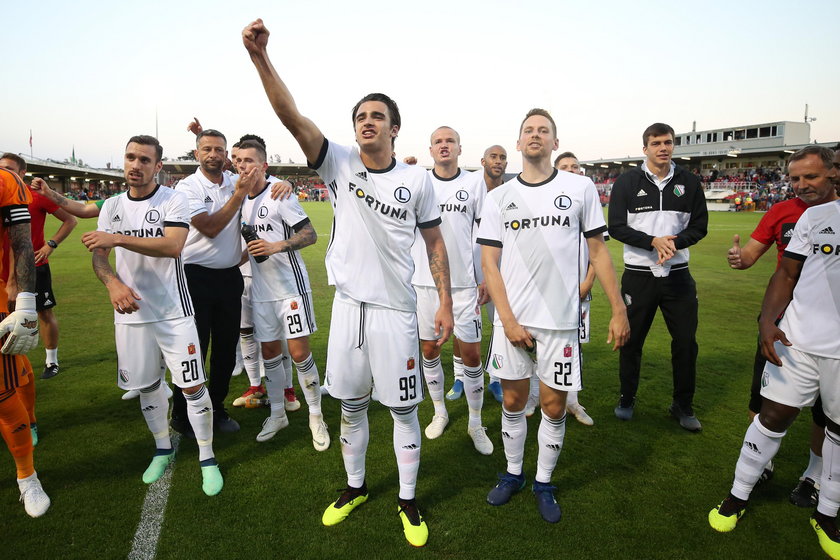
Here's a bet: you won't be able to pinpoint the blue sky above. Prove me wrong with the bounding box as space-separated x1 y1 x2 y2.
2 0 838 171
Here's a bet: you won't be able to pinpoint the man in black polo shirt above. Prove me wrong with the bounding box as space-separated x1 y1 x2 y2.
608 122 708 431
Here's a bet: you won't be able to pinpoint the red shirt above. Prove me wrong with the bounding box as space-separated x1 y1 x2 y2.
750 197 807 268
28 188 59 266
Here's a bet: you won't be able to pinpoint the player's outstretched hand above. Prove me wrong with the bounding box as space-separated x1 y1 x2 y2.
242 19 269 54
727 234 742 269
187 118 203 136
403 156 418 166
0 293 39 354
607 309 630 351
759 321 790 366
29 177 53 194
107 279 141 315
270 180 294 200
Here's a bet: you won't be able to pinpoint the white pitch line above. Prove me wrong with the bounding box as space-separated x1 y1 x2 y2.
127 434 181 560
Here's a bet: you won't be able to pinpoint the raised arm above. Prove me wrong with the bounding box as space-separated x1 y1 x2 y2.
30 177 100 219
243 19 324 164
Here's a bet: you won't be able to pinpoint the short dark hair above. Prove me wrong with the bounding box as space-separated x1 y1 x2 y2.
351 93 401 130
553 151 578 167
239 134 266 149
232 141 241 149
642 123 675 146
196 129 227 148
0 153 26 174
519 108 557 138
238 140 267 163
126 135 163 162
788 146 835 170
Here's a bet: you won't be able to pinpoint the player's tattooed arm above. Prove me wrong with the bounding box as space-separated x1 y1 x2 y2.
247 222 316 257
30 178 101 219
8 222 36 294
92 248 141 314
420 225 454 346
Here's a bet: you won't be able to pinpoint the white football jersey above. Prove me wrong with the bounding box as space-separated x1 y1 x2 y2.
97 186 194 324
311 139 440 312
411 168 485 289
240 176 282 280
477 169 607 330
241 183 313 302
779 200 840 358
177 170 242 268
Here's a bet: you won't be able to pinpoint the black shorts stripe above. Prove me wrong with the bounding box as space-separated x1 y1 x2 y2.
174 257 193 316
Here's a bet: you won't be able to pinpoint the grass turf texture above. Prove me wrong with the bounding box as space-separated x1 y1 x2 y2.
4 206 827 559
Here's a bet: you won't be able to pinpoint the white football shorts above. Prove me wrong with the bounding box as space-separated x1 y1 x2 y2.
324 292 422 408
115 316 206 391
579 300 591 344
760 342 840 424
253 292 316 343
240 275 254 329
415 285 481 343
486 325 582 392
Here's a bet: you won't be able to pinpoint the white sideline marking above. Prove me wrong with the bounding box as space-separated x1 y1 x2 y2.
127 435 180 560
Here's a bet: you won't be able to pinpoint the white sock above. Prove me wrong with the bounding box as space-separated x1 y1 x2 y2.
535 411 566 483
463 363 484 428
567 390 579 408
282 351 293 390
731 416 785 501
341 398 370 489
501 406 527 476
391 404 421 501
529 374 540 401
802 449 823 484
139 381 170 450
818 430 840 517
241 333 261 387
453 355 464 383
46 348 58 365
422 356 447 417
185 385 214 462
294 354 321 416
263 356 289 418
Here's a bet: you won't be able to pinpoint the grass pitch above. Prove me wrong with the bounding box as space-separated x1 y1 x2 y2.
4 206 827 559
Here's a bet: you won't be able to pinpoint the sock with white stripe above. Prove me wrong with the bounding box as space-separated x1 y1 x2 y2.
282 351 293 390
818 430 840 517
501 406 527 476
391 404 421 501
453 355 464 383
341 398 370 489
263 356 289 419
185 385 214 462
535 410 566 483
422 356 447 417
731 416 785 501
567 390 579 408
529 373 540 401
45 348 58 366
802 449 823 484
241 333 262 387
139 381 171 451
463 363 484 429
293 354 321 416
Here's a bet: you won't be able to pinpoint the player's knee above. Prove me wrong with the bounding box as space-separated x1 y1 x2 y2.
240 327 254 336
757 403 798 434
503 391 528 412
261 340 282 360
420 340 440 360
458 344 481 367
181 384 203 396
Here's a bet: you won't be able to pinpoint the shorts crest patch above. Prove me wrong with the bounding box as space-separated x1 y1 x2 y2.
492 354 504 369
188 343 196 355
564 345 572 358
407 357 415 370
291 301 299 310
761 370 769 388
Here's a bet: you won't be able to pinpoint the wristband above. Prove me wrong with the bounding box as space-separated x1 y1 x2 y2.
47 240 58 249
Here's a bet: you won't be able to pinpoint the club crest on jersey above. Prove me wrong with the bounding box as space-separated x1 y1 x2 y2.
394 186 411 203
673 184 685 197
258 205 269 219
145 209 161 224
188 343 196 355
455 190 469 202
554 195 572 210
564 345 572 358
290 301 299 310
491 354 504 369
407 357 415 370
